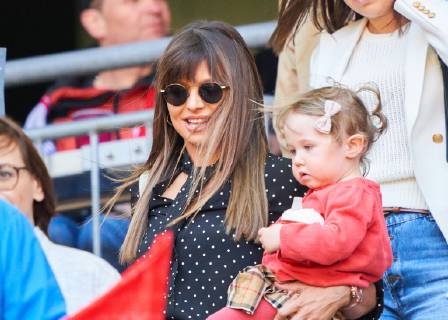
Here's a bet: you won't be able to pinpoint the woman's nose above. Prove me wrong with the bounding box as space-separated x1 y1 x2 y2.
185 88 205 111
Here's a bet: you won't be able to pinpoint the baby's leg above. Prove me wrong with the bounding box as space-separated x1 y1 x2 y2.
208 299 277 319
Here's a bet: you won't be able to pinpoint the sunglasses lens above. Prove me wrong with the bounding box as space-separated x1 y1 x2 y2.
163 84 188 106
199 83 224 104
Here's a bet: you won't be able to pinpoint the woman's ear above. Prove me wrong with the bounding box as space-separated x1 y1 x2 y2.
344 134 366 159
32 178 44 203
80 8 107 41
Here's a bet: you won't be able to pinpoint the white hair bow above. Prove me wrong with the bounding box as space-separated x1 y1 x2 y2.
314 100 342 134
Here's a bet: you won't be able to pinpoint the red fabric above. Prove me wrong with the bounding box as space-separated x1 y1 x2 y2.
47 85 156 151
48 87 110 105
262 177 392 288
68 231 173 320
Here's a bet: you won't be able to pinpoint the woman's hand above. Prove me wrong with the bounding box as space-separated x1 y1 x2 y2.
274 282 377 320
258 224 282 253
341 283 377 319
274 282 350 320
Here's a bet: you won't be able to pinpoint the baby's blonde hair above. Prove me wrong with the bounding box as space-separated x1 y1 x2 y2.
276 85 387 174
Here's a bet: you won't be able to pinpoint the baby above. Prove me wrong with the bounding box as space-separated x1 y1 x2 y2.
209 86 393 319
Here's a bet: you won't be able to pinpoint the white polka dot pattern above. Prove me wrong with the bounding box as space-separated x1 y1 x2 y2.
134 153 305 318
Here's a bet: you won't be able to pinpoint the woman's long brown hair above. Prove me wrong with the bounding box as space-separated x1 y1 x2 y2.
108 21 269 264
270 0 406 54
270 0 357 54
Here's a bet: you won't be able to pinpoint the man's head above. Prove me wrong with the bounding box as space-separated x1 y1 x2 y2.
80 0 171 47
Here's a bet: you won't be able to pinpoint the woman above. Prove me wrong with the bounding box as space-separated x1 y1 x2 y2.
0 117 120 315
110 21 380 319
271 0 448 318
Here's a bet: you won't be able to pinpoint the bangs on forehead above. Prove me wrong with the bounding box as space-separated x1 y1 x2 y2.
162 40 224 85
0 133 18 151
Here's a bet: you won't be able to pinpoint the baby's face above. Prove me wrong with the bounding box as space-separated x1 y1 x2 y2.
283 112 351 189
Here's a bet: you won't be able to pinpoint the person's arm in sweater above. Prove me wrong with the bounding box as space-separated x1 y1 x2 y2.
395 0 448 63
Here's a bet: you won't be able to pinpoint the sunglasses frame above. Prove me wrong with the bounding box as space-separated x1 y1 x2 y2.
160 82 228 106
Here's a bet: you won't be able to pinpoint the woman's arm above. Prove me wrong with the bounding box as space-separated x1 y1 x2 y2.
340 283 378 319
394 0 448 63
274 282 378 320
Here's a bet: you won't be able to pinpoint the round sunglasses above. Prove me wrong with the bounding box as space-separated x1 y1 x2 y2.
160 82 228 106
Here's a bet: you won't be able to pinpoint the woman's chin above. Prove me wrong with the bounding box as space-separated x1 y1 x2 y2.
184 136 210 154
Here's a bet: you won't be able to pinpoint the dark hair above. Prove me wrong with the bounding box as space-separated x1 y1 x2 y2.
0 117 56 234
270 0 405 54
80 0 101 11
109 21 269 263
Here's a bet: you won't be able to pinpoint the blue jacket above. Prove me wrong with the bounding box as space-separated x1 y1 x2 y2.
0 200 66 319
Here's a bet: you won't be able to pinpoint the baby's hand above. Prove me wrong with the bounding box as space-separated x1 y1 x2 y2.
258 224 282 253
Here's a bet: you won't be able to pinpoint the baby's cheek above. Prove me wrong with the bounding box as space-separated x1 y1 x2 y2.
291 166 301 183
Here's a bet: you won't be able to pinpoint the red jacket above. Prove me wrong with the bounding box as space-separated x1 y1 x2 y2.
27 73 156 151
262 177 392 288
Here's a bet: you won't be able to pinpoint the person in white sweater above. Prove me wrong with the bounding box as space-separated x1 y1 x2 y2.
0 117 120 315
272 0 448 319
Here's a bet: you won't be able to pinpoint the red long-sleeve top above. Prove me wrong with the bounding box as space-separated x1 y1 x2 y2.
262 177 392 288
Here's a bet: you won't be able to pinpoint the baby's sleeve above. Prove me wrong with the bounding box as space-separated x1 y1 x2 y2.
279 182 377 265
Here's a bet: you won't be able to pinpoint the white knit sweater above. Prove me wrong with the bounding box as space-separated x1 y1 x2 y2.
341 27 428 210
34 228 120 314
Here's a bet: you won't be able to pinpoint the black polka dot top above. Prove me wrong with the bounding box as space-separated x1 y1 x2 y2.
135 153 303 319
134 152 383 319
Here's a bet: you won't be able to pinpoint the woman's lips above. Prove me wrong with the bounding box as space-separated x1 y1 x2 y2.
184 118 209 133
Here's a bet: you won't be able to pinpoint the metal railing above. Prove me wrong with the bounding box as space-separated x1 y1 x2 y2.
10 21 276 256
26 111 154 256
5 21 276 87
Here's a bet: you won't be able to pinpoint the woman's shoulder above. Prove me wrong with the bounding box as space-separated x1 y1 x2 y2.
265 154 293 183
310 18 367 88
265 153 292 171
264 153 306 197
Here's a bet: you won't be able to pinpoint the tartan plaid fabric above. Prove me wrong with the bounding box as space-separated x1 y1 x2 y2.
227 265 345 319
226 265 290 315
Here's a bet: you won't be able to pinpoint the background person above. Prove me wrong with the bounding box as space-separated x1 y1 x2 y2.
109 21 381 319
24 0 172 272
0 117 120 315
0 199 66 320
270 0 448 318
25 0 171 141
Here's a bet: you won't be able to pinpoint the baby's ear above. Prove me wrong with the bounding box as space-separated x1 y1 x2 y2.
344 134 366 159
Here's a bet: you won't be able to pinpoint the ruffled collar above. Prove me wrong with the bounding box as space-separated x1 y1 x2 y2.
179 151 216 175
151 151 216 198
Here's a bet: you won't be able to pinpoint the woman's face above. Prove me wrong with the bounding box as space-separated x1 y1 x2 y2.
165 60 224 162
344 0 395 28
0 138 43 224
